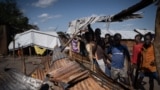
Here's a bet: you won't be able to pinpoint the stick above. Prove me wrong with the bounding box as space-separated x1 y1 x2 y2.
61 30 82 52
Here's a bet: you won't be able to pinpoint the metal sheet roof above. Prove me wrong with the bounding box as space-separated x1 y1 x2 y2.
101 29 154 39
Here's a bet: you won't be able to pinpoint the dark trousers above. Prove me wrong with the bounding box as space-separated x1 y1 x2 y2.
138 72 159 90
131 64 140 88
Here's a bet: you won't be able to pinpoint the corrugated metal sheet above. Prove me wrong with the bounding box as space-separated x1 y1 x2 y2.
30 48 130 90
31 56 51 80
134 28 155 35
0 68 42 90
48 58 109 90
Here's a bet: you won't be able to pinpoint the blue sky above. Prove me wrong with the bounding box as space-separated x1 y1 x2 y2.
15 0 157 32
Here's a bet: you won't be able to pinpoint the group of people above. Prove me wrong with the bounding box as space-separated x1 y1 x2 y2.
70 25 159 90
131 33 160 90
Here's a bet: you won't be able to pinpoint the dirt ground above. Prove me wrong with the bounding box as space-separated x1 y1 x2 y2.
0 56 43 75
0 56 160 90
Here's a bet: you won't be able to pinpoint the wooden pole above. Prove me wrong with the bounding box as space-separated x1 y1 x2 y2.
12 35 15 58
111 0 156 22
153 0 160 79
29 46 32 56
21 47 26 74
61 30 81 52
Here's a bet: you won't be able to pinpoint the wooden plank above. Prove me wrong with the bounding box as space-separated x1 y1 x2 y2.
83 78 93 90
66 70 89 84
49 61 77 75
68 70 88 80
49 62 80 78
80 80 87 90
111 0 156 22
71 51 90 64
87 78 104 90
56 67 82 81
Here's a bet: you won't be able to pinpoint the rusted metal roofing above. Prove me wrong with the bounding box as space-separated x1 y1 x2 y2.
48 58 109 90
31 56 51 80
0 68 42 90
30 47 130 90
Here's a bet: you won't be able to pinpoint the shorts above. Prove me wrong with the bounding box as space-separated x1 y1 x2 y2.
96 59 105 73
111 67 128 80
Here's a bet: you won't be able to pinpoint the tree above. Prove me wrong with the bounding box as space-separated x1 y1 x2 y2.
0 0 39 35
0 0 39 55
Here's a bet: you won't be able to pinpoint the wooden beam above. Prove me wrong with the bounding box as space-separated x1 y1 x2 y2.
111 0 157 22
153 0 160 79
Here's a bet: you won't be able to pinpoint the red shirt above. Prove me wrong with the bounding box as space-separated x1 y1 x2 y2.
131 43 143 64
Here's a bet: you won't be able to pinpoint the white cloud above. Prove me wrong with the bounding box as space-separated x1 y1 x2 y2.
53 14 62 18
47 26 56 31
122 24 133 27
38 13 50 18
33 22 38 25
38 13 62 22
33 0 57 8
91 14 98 17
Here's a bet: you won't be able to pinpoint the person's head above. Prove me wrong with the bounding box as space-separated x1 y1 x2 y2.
114 33 122 45
104 33 111 43
135 34 142 43
105 33 110 39
95 28 101 36
108 35 114 45
144 32 153 47
85 32 93 43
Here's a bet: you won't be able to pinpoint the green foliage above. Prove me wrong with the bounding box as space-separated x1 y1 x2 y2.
0 0 39 34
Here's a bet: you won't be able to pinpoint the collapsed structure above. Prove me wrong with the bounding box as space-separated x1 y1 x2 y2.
1 0 159 90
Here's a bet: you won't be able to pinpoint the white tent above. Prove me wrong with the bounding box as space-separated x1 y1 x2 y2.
8 29 61 50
